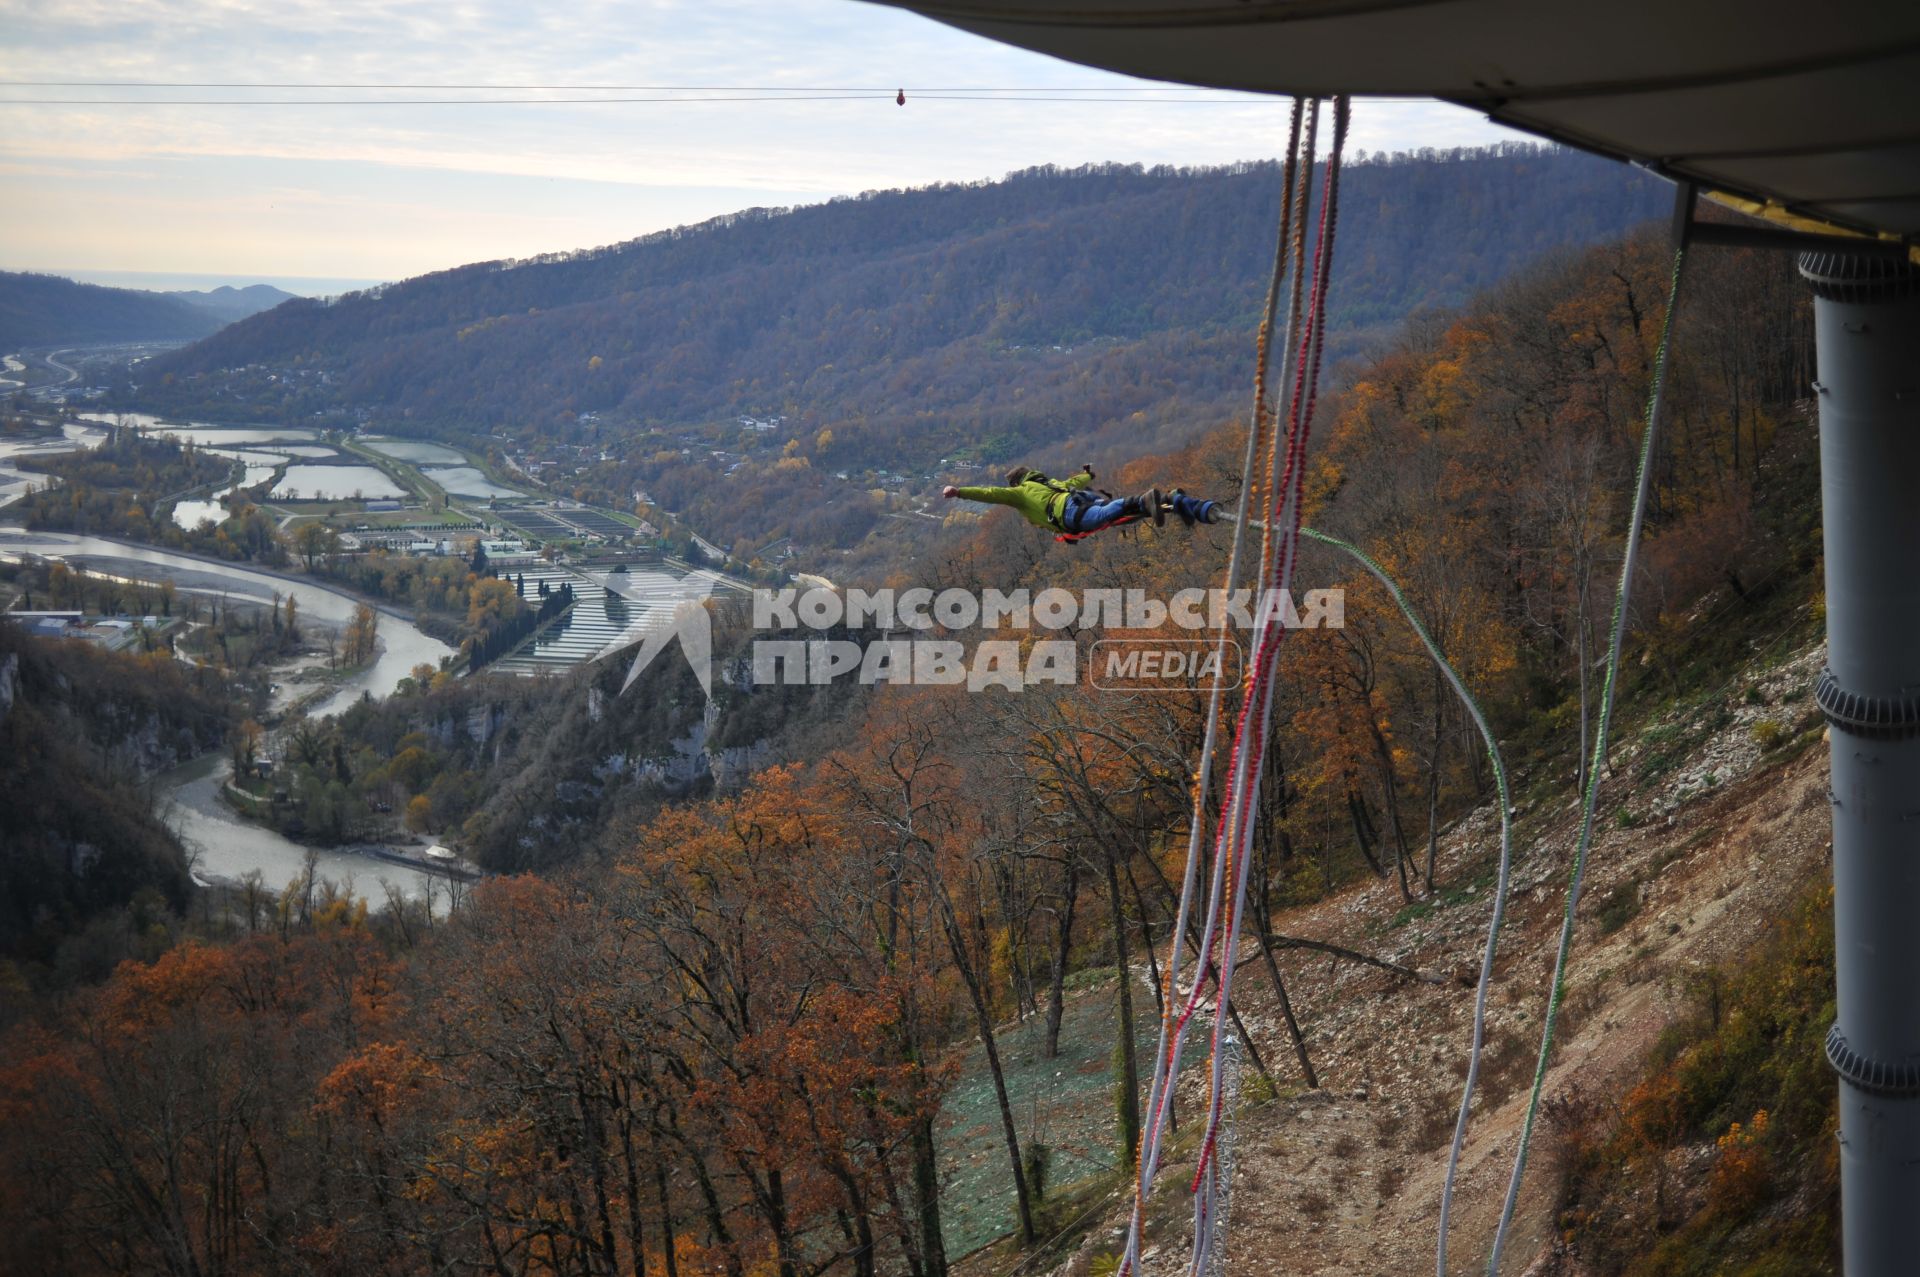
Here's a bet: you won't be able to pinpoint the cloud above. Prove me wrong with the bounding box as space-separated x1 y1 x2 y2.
2 0 1526 278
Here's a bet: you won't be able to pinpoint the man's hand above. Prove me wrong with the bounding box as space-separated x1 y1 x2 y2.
942 485 958 499
1082 463 1096 480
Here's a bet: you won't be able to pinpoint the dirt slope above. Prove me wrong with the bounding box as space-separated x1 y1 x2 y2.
1015 643 1833 1277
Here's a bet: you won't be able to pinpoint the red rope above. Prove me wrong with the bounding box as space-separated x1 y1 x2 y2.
1187 96 1349 1203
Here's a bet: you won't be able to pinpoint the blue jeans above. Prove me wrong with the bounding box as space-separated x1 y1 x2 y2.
1167 491 1218 525
1060 490 1131 533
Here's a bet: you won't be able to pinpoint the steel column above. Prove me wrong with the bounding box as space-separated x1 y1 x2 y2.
1800 251 1920 1274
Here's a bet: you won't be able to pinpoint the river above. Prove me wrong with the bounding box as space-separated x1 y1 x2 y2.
161 753 439 902
0 422 110 508
0 529 457 901
0 529 452 717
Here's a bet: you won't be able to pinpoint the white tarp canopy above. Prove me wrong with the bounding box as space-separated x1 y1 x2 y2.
863 1 1920 243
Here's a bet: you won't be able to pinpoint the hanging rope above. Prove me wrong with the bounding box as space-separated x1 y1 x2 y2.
1206 510 1522 1276
1288 526 1517 1274
1113 97 1686 1277
1117 96 1356 1277
1118 96 1307 1277
1212 214 1688 1273
1188 96 1349 1277
1485 212 1692 1275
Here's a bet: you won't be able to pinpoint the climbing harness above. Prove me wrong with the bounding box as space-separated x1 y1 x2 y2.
1053 515 1140 544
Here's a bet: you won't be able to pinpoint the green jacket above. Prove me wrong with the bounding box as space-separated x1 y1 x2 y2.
952 471 1091 529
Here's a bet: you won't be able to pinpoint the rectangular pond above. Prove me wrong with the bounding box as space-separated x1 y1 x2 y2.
425 465 525 498
363 438 468 465
271 464 407 500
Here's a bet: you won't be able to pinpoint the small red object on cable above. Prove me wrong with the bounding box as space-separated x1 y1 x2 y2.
896 88 905 106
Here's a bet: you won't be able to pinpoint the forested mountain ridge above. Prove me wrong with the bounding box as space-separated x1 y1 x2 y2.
0 271 225 352
0 275 298 355
132 145 1667 462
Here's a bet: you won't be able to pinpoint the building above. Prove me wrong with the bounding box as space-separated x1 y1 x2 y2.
480 539 538 564
22 615 80 640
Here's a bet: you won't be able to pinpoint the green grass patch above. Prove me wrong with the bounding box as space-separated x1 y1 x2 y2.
934 978 1167 1258
1390 899 1436 929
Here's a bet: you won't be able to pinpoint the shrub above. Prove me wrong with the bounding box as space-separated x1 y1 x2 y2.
1595 880 1642 935
1557 877 1838 1273
1023 1141 1051 1203
1707 1110 1772 1220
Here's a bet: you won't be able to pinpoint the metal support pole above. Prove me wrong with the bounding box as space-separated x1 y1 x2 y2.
1800 251 1920 1273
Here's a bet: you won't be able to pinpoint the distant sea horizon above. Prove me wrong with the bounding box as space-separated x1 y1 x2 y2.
36 268 390 298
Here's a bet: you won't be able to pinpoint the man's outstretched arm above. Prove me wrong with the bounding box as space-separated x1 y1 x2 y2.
945 484 1019 506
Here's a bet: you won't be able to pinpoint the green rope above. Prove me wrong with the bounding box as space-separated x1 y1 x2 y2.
1486 237 1690 1273
1296 525 1514 1276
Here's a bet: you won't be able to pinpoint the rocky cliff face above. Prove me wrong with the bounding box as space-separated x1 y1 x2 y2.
0 624 233 959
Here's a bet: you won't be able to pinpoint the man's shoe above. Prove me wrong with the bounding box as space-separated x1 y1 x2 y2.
1121 489 1156 523
1137 487 1165 527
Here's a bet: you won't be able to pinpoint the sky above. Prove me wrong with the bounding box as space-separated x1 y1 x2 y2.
0 0 1526 294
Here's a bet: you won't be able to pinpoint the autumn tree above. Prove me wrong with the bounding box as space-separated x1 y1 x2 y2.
291 520 338 572
343 602 379 667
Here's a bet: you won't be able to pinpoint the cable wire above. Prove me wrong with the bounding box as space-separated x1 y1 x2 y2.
1484 198 1693 1275
1291 526 1517 1276
0 80 1265 91
0 92 1280 107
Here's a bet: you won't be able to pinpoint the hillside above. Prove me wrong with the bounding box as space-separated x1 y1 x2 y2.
0 622 238 965
130 145 1667 466
977 641 1835 1277
0 272 226 351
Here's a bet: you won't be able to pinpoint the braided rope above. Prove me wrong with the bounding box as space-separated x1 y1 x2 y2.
1187 102 1349 1271
1207 223 1688 1274
1119 94 1352 1277
1197 1035 1245 1277
1119 95 1307 1277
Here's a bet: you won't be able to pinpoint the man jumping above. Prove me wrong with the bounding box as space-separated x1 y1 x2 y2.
941 465 1221 540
